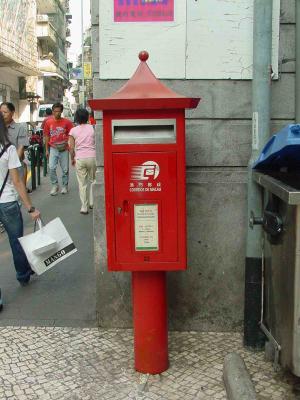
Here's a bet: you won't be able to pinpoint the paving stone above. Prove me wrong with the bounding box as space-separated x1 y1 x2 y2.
0 328 297 399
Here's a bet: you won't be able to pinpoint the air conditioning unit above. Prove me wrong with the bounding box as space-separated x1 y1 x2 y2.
37 14 49 23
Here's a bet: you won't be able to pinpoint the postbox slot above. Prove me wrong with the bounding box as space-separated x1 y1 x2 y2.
112 119 176 144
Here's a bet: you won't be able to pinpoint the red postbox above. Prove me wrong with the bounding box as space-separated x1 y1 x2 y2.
89 51 200 374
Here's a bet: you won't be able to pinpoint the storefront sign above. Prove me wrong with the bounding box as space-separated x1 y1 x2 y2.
70 68 83 80
114 0 174 22
84 62 92 79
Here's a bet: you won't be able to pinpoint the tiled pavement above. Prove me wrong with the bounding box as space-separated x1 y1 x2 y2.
1 166 300 399
0 328 299 400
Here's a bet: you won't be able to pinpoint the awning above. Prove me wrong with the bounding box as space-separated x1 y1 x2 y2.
41 72 65 80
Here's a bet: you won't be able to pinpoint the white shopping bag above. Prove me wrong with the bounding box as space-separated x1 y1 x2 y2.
30 219 57 255
19 217 77 275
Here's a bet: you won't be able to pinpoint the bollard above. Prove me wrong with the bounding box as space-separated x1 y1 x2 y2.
36 145 41 186
223 353 257 400
43 147 47 176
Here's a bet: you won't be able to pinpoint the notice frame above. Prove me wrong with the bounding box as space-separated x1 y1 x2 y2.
134 203 159 251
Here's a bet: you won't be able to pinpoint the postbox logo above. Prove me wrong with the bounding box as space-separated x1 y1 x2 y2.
131 161 160 181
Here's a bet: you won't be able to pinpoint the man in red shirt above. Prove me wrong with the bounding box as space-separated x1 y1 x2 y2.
44 103 73 195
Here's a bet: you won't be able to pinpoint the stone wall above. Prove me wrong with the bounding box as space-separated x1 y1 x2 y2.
91 0 295 331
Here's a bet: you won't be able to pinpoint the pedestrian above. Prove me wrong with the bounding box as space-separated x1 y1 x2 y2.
69 108 96 214
0 111 41 290
0 102 29 189
43 102 73 195
41 107 53 130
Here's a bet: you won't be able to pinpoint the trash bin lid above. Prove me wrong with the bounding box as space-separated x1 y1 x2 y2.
253 171 300 204
253 124 300 170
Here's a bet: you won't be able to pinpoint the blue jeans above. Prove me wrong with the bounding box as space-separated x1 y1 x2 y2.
0 201 32 283
49 148 69 187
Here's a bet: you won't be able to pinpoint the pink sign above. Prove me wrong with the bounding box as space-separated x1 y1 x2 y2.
114 0 174 22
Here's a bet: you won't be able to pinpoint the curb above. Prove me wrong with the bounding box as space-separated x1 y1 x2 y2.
223 352 257 400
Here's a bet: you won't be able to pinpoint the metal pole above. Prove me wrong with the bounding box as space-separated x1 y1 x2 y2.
30 146 36 191
81 0 85 108
296 0 300 122
29 101 33 124
244 0 273 349
43 147 47 176
36 145 41 186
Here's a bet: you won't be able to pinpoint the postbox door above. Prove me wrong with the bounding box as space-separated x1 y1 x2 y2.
112 152 178 266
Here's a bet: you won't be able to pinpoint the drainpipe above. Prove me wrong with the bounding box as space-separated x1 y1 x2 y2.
244 0 273 349
81 0 85 108
296 0 300 122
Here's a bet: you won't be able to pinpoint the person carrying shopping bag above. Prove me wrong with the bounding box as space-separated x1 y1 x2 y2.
68 109 96 214
0 112 41 289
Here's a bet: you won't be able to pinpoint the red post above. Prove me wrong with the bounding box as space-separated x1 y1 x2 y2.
132 271 168 374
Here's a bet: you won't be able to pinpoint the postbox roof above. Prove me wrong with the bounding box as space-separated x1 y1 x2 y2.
89 51 200 111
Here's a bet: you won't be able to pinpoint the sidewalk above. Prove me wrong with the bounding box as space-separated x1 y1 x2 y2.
0 169 299 399
0 328 299 399
0 167 96 327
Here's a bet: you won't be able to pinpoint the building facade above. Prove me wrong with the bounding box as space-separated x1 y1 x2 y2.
71 27 93 109
0 0 38 120
91 0 295 331
36 0 71 105
0 0 71 123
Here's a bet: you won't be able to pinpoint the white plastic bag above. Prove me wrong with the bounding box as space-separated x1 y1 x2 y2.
19 217 77 275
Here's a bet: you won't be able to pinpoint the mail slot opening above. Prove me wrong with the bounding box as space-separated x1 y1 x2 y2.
112 119 176 144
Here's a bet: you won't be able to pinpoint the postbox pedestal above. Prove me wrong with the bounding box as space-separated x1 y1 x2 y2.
132 271 168 374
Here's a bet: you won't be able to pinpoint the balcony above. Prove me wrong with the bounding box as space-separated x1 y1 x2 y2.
37 0 60 15
36 16 57 44
58 48 67 73
0 38 38 76
38 58 58 74
0 4 38 76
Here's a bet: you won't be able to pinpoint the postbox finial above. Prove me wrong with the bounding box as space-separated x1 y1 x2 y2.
139 51 149 62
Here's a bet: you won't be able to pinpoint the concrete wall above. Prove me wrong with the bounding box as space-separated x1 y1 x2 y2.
91 0 296 331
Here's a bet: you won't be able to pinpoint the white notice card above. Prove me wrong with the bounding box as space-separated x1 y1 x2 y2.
134 204 159 251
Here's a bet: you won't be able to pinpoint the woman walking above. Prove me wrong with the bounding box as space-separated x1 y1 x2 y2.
0 112 40 294
69 109 96 214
